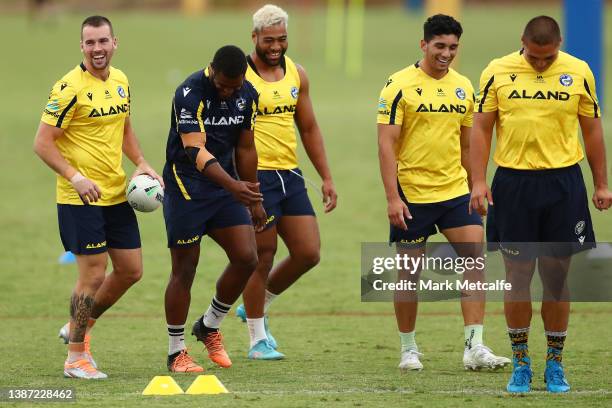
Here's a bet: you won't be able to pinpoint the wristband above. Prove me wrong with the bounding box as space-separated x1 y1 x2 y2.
70 172 85 184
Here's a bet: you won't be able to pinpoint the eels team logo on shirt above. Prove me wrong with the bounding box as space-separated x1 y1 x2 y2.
290 86 299 99
559 74 573 87
455 88 466 100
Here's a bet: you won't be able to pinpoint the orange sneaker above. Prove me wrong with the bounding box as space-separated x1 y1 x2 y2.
167 349 204 373
59 323 97 368
192 319 232 368
64 359 107 379
168 349 204 373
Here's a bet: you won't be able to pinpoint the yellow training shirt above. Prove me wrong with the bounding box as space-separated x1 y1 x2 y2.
477 50 600 169
41 63 130 205
246 55 301 170
377 63 474 203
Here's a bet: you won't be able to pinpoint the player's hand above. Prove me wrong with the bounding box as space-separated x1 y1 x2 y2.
321 178 338 213
469 181 493 216
250 202 268 232
132 160 165 188
70 173 102 204
388 197 411 231
230 181 263 206
592 187 612 210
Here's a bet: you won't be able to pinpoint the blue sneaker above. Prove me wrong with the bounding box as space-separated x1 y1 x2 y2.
545 360 570 393
248 339 285 360
507 358 532 393
237 305 279 350
236 304 247 322
264 316 278 350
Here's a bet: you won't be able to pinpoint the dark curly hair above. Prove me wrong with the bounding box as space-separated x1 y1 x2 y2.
424 14 463 42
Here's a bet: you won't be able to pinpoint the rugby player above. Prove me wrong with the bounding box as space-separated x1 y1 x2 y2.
34 15 163 379
234 4 338 360
162 45 266 372
378 14 510 372
470 16 612 392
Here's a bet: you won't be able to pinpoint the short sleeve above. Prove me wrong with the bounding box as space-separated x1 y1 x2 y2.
476 64 497 113
41 80 78 129
461 81 475 127
377 78 405 126
127 86 131 115
578 63 600 118
174 85 205 134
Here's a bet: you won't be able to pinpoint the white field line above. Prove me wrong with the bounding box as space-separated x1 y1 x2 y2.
231 388 612 396
72 388 612 398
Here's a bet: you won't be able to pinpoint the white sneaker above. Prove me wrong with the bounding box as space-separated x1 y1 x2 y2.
64 359 107 379
398 350 423 372
463 344 511 371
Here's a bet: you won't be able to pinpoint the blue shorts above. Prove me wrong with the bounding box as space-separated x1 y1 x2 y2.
57 201 141 255
258 168 315 230
389 190 482 245
487 164 596 259
163 191 252 248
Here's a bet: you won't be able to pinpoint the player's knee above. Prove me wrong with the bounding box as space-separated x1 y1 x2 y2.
113 261 143 285
232 249 259 272
171 261 198 286
82 273 106 292
294 247 320 270
257 246 276 270
123 266 143 286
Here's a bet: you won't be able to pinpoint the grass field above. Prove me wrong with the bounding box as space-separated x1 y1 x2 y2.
1 4 612 407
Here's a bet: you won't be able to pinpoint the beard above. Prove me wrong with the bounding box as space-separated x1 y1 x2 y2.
255 44 286 66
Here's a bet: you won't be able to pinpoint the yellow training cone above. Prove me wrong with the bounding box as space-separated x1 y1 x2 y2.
185 375 229 394
142 376 184 395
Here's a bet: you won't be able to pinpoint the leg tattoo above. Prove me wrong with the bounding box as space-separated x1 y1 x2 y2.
69 292 95 343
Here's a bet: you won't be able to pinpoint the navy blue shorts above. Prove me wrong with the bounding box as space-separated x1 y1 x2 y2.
258 168 315 230
389 190 483 245
163 191 252 248
57 201 141 255
487 164 596 259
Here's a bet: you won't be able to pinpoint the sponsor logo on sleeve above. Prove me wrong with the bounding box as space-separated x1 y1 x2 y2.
46 99 60 112
178 108 198 125
377 97 389 115
183 87 191 97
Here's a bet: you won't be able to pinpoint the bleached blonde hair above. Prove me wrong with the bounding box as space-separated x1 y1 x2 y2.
253 4 288 32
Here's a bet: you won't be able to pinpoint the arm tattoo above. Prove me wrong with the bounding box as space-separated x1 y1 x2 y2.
69 292 95 343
